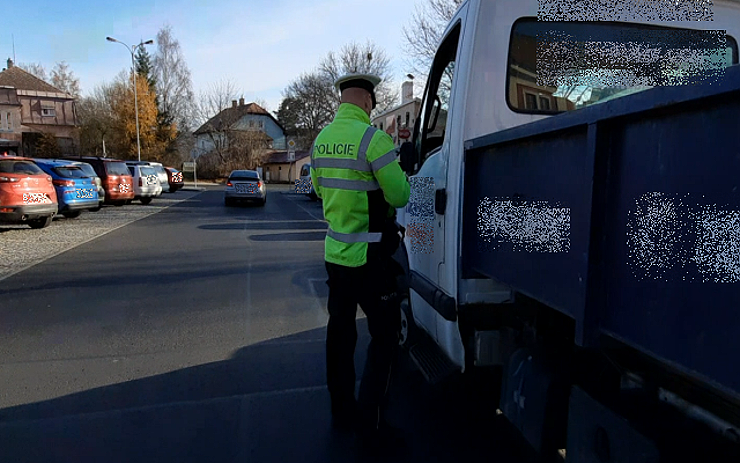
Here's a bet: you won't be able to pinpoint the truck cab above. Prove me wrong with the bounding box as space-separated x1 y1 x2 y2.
396 0 740 460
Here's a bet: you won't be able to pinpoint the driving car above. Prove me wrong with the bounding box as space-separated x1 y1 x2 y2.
299 163 318 201
224 169 266 206
126 164 162 204
60 156 134 206
33 159 99 219
165 167 184 193
50 159 104 211
0 156 58 228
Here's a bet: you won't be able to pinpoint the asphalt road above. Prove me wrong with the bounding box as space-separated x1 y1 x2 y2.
0 184 537 463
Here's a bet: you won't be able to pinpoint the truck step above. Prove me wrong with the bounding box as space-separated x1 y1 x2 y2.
408 334 460 384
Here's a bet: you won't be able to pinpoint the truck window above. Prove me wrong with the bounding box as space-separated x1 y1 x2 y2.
507 18 739 114
414 23 461 169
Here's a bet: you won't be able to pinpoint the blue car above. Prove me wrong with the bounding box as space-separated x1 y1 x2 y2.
33 159 99 219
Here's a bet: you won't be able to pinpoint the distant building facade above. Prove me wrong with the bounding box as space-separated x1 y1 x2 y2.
371 80 422 147
0 58 78 156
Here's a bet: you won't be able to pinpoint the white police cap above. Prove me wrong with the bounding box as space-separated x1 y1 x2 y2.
334 73 381 108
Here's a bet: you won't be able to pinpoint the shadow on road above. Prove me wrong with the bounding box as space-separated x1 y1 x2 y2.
0 323 533 463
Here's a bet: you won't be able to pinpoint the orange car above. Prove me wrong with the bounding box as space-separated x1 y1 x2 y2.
0 156 58 228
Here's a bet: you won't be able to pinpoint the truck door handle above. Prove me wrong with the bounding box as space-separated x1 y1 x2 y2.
435 189 446 215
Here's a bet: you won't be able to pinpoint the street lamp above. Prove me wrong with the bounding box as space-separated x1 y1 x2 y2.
106 36 154 162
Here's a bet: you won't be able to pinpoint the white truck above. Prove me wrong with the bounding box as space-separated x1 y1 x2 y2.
394 0 740 460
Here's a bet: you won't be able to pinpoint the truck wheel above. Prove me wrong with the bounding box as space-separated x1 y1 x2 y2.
28 216 53 229
399 297 419 348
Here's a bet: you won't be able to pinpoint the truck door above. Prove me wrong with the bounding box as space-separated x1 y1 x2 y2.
401 19 463 354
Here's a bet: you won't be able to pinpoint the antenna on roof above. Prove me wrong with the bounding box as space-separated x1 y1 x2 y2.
12 34 16 62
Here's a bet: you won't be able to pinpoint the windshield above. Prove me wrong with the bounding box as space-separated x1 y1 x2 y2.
75 164 97 177
508 19 738 113
140 167 157 176
0 160 44 175
105 162 131 176
52 166 87 178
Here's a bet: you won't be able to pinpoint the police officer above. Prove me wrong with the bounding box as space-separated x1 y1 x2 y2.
310 73 410 451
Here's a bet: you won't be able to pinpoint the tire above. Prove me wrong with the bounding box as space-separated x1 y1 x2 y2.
398 296 419 348
62 210 82 219
259 197 266 207
28 215 53 229
91 205 102 212
140 197 152 205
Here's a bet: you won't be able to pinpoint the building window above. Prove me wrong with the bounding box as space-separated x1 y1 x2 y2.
259 120 264 128
539 96 551 110
7 112 11 130
380 122 384 131
405 112 410 127
41 108 56 117
524 93 538 110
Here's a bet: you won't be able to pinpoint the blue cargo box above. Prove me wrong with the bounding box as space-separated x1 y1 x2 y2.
462 64 740 399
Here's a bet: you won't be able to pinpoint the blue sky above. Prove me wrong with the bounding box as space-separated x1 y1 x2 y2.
1 0 420 113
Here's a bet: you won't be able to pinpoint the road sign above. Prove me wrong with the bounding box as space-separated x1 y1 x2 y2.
288 139 296 151
288 151 295 162
182 162 195 172
399 128 411 139
287 138 296 162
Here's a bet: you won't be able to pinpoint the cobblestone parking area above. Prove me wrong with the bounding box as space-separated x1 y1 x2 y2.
0 190 202 282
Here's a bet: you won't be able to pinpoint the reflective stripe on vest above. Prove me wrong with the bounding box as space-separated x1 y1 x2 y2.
316 177 380 191
370 148 397 173
311 157 372 171
327 227 383 243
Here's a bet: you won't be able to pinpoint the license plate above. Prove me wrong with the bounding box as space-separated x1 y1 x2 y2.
76 188 94 199
23 193 52 205
172 172 183 182
146 175 157 186
119 183 130 193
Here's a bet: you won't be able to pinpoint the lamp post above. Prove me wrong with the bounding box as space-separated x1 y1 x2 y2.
106 36 153 162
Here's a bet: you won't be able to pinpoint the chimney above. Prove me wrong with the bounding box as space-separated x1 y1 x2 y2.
6 58 13 69
239 97 245 106
401 81 413 105
231 100 237 108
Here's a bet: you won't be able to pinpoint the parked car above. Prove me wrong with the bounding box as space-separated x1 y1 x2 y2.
0 156 57 228
33 159 99 219
60 156 134 206
299 163 319 201
165 167 184 193
126 164 162 204
126 161 169 194
224 170 266 207
50 159 104 211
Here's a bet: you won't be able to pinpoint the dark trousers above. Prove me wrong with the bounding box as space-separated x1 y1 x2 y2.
325 257 401 431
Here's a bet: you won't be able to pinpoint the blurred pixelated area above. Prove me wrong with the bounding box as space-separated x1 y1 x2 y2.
406 177 435 254
476 197 571 254
537 0 714 21
627 192 740 283
294 179 312 194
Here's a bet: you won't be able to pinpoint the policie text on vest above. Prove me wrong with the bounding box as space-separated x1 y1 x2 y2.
315 143 356 156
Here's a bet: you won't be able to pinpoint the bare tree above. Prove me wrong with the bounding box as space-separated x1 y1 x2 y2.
318 40 398 115
17 62 48 82
51 61 81 98
402 0 463 85
277 72 336 150
153 24 195 133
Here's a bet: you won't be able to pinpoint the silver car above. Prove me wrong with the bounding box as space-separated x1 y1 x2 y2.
224 170 266 207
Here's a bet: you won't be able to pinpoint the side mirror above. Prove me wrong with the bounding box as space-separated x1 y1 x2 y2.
398 142 415 174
